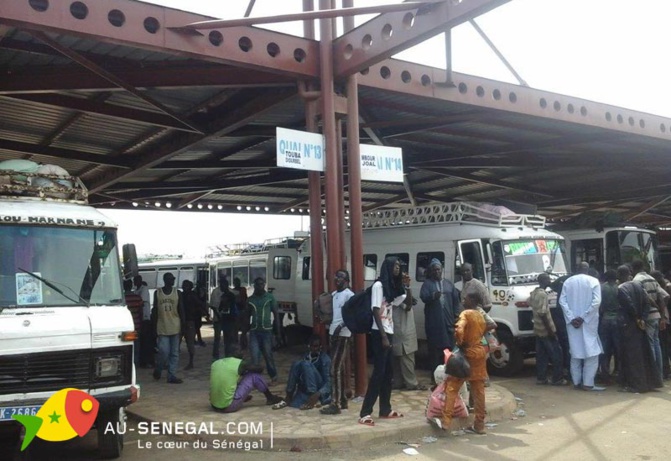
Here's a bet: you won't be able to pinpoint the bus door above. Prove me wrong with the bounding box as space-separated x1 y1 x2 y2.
455 239 487 288
266 248 297 326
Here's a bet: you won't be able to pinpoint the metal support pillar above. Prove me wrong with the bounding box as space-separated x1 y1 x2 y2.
303 0 326 344
343 0 367 398
320 0 344 291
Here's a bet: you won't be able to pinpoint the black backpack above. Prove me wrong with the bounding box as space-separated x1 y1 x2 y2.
342 286 373 334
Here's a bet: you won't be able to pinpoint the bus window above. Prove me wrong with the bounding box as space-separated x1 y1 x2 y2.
138 269 157 289
385 253 409 275
177 266 193 287
273 256 292 280
233 263 248 287
250 258 266 283
302 257 311 280
571 239 602 273
363 254 377 281
216 267 232 284
416 251 444 282
457 241 485 283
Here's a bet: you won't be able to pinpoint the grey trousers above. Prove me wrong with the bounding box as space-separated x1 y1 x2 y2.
393 352 419 389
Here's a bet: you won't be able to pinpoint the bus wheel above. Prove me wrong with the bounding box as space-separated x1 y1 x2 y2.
487 331 524 377
97 407 124 459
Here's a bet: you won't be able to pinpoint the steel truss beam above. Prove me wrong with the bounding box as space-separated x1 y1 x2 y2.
332 0 510 78
356 59 671 142
0 62 295 94
0 0 319 78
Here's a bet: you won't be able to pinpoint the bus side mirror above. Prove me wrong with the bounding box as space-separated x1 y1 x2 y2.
123 243 138 279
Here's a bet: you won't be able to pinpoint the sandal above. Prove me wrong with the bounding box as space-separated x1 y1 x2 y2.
320 404 341 415
358 415 375 426
379 410 404 419
271 400 288 410
465 426 486 435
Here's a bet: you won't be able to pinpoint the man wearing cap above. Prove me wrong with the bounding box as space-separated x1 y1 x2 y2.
420 259 463 379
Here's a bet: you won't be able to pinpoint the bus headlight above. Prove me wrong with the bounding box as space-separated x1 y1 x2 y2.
95 356 121 378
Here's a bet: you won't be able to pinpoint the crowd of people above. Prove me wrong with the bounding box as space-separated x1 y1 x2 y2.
123 255 670 434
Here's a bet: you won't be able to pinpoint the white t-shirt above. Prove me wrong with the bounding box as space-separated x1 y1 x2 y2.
370 281 405 335
329 288 354 337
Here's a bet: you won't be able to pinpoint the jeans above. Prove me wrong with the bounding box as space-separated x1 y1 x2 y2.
599 318 620 376
155 334 180 380
646 318 663 382
249 330 277 379
286 360 326 408
536 336 564 383
360 330 393 418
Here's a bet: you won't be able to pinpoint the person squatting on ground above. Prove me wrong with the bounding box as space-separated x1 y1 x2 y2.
559 262 604 391
358 257 407 426
321 269 354 415
529 273 567 386
244 277 281 383
152 272 185 384
437 308 488 434
210 346 283 413
420 259 462 382
273 335 332 411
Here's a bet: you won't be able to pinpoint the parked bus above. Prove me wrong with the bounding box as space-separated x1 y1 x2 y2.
136 259 209 309
556 226 660 276
0 168 138 459
207 203 569 376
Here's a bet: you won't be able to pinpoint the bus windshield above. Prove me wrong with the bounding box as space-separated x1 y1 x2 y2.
0 226 123 308
492 239 568 285
606 229 660 271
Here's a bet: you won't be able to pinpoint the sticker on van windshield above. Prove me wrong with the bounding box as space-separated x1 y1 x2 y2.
504 240 559 256
16 272 43 305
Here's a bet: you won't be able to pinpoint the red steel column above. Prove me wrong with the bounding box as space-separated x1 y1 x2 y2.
343 0 367 397
303 0 326 342
319 0 343 292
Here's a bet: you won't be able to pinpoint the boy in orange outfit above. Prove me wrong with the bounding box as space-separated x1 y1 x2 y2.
438 307 488 434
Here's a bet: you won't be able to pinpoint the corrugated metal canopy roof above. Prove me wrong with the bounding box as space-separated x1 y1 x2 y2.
1 0 671 230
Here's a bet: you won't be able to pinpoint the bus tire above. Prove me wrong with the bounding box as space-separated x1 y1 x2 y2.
487 330 524 377
97 407 124 459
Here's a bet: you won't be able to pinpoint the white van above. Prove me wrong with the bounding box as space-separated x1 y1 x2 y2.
0 172 138 459
208 203 569 376
556 226 660 275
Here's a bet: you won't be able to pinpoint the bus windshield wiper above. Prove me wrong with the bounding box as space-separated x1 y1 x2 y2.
18 268 90 307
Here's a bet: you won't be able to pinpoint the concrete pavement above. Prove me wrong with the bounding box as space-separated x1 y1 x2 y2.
127 325 517 451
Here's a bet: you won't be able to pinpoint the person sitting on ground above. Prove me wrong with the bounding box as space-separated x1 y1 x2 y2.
273 335 332 410
210 345 283 413
436 308 488 435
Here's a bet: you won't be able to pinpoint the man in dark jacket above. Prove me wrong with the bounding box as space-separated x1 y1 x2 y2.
419 259 462 381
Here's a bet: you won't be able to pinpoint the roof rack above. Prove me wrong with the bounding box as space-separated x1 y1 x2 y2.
361 203 546 229
0 170 88 202
206 235 308 259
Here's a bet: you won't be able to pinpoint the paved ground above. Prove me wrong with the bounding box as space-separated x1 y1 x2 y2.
127 324 517 451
